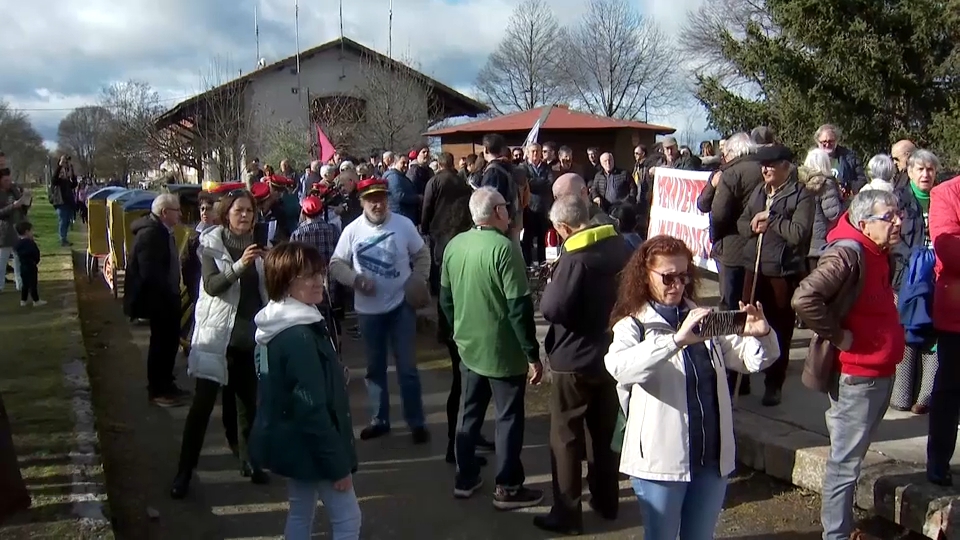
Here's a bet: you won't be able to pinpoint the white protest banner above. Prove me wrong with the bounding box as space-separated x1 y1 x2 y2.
648 168 717 273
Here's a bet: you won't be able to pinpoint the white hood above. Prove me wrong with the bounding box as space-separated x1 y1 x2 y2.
254 297 325 345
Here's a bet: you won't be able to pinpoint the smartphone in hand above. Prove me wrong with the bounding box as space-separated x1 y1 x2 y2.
693 310 749 338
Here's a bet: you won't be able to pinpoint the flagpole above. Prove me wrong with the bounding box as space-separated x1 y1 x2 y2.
388 0 393 58
254 4 260 67
295 0 302 104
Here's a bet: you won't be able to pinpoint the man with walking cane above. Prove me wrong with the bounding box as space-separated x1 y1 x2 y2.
737 145 815 406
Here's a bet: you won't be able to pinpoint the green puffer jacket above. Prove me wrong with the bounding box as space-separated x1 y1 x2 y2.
249 298 356 482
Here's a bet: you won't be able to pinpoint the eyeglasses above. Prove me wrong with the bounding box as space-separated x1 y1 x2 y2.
818 139 837 146
866 210 904 223
651 269 693 287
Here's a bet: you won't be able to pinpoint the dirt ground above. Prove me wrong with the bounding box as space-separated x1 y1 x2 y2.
73 266 923 540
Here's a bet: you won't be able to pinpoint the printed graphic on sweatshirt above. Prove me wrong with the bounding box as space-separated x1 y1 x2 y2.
356 232 400 279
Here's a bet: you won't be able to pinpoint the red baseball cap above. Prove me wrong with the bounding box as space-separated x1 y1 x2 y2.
408 150 418 160
300 195 324 217
267 175 295 188
206 181 245 195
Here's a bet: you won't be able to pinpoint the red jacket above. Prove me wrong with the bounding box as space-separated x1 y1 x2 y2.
827 215 905 377
930 176 960 332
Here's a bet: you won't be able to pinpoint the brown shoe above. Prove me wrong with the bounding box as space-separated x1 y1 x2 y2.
150 395 187 408
911 403 929 415
850 529 882 540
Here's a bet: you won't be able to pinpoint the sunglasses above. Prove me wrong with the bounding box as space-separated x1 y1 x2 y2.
866 210 904 223
651 269 693 287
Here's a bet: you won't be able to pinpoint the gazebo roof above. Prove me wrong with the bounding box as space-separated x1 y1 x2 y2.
425 105 675 136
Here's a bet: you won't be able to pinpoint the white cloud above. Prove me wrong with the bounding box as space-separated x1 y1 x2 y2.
3 0 716 145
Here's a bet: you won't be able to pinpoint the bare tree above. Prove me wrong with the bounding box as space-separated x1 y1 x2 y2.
98 80 164 178
474 0 570 113
562 0 680 120
678 0 774 86
190 57 252 182
311 94 366 156
56 106 113 177
0 101 47 184
352 53 441 154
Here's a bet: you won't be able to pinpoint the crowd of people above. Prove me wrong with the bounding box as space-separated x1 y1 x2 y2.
0 118 952 540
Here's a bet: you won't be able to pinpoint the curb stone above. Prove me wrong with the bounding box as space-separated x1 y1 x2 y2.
733 408 960 539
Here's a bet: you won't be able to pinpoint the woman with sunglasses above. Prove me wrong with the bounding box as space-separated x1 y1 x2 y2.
171 190 269 498
251 242 360 539
604 235 779 540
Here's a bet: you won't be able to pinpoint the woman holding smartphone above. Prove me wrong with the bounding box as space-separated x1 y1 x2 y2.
604 235 779 540
171 190 269 498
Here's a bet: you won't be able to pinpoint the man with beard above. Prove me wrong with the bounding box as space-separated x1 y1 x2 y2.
329 178 431 444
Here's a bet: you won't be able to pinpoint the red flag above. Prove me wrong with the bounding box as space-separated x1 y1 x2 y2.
315 123 336 163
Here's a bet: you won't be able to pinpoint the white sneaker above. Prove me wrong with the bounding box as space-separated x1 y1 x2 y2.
33 300 47 307
19 301 27 307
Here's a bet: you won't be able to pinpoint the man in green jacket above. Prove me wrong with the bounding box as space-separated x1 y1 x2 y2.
440 186 544 510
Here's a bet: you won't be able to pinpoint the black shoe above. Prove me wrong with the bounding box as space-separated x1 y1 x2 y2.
170 471 191 499
761 388 782 407
476 436 495 453
588 498 618 521
360 423 390 441
532 514 583 536
412 427 430 444
493 485 543 511
928 471 953 487
250 468 270 485
453 477 483 499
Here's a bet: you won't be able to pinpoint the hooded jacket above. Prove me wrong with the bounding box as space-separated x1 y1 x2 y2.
706 156 763 267
540 224 631 373
797 166 843 256
249 298 357 482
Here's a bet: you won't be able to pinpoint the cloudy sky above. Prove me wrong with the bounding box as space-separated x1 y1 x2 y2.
3 0 712 150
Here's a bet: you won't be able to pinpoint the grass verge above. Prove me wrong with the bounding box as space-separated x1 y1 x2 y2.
0 193 112 539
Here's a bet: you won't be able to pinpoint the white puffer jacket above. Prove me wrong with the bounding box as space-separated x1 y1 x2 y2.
605 300 780 482
188 226 268 385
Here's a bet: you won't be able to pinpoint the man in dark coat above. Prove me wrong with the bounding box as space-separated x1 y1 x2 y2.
123 193 188 407
533 195 631 535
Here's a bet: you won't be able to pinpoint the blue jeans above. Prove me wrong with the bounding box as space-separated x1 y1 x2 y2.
285 479 361 540
822 375 892 540
630 469 728 540
455 364 527 488
357 302 425 429
55 205 72 243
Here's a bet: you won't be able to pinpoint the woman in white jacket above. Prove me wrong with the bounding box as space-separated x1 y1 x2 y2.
605 235 780 540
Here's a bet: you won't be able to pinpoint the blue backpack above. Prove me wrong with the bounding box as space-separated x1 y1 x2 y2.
897 248 936 350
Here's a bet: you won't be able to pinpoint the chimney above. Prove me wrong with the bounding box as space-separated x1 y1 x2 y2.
556 103 569 109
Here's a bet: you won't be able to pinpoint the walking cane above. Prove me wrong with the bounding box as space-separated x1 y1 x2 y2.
732 231 763 408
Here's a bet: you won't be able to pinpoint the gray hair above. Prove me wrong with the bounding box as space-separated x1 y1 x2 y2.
814 124 840 142
907 149 940 171
848 189 899 229
866 154 895 182
382 151 395 163
151 193 179 215
320 164 336 178
802 148 833 176
750 126 776 146
469 186 503 225
548 195 590 229
725 132 754 159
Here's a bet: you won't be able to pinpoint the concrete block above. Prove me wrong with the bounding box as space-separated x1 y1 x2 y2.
792 446 829 493
764 429 828 484
732 410 803 473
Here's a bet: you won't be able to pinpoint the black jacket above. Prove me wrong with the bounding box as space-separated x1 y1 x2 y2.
524 161 555 215
481 159 519 220
738 179 815 277
590 168 634 210
541 224 632 373
421 169 473 263
707 156 764 267
123 214 180 319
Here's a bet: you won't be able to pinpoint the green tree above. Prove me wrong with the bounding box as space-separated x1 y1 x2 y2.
694 0 960 159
